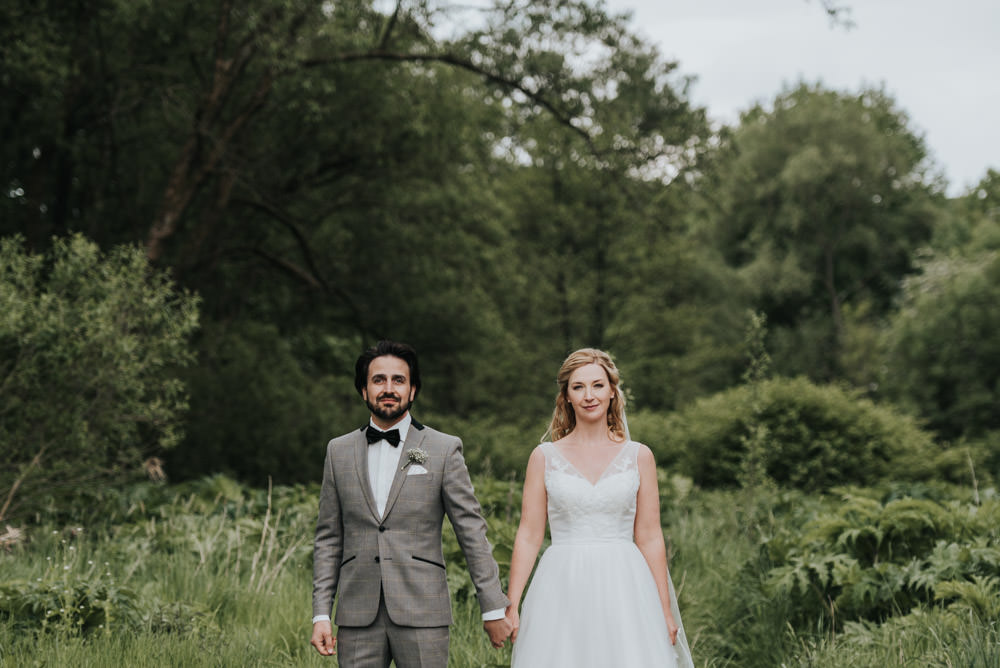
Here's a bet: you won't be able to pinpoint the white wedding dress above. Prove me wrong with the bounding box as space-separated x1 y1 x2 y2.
511 441 694 668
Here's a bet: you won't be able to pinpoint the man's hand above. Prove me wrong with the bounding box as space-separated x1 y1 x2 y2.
483 616 513 648
311 620 337 656
506 605 520 644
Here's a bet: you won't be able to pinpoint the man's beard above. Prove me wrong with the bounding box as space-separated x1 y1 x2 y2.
366 393 411 422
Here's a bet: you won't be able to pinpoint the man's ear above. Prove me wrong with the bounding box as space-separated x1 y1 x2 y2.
409 387 416 402
362 388 368 402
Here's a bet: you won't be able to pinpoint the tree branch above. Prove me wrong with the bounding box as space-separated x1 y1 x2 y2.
146 1 312 262
301 50 596 152
241 197 332 293
378 1 402 50
246 245 365 327
814 0 854 28
147 71 274 261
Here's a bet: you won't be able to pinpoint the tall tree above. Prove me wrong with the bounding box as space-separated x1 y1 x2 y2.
934 169 1000 253
2 0 710 481
702 83 943 380
879 170 1000 440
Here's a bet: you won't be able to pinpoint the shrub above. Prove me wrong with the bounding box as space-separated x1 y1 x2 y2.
0 234 199 522
659 376 942 490
0 579 143 634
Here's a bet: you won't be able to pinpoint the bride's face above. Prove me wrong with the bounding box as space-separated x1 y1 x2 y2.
566 363 613 425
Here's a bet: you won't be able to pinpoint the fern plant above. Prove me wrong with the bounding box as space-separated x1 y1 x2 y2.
764 493 1000 627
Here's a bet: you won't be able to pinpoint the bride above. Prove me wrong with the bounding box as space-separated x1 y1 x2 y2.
505 349 694 667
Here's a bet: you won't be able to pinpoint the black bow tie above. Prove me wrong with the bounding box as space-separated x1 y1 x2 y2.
366 425 401 447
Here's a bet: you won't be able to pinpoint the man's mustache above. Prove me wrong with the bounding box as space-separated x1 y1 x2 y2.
377 394 401 402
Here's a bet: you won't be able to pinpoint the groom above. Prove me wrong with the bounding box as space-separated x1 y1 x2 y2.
311 340 512 666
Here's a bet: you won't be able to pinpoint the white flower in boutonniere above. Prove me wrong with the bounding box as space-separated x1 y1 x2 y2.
402 447 429 470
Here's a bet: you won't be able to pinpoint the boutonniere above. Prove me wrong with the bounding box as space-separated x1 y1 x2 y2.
402 447 429 470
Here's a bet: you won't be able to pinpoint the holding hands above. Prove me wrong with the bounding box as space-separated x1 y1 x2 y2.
505 605 520 644
484 616 514 648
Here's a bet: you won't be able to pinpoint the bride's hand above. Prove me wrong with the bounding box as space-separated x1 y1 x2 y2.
506 605 520 644
665 614 679 645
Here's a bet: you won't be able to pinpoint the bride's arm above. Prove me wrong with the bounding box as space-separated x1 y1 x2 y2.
634 444 679 644
506 446 548 642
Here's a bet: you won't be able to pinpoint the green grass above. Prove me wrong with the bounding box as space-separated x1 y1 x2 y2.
1 476 997 667
786 609 1000 667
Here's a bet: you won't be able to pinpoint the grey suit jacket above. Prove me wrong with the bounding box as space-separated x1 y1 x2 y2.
312 419 509 627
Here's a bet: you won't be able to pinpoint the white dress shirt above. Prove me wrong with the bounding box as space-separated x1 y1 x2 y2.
313 414 504 624
367 414 410 518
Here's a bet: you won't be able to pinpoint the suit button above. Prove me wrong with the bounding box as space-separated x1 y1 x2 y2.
374 556 380 563
378 526 386 532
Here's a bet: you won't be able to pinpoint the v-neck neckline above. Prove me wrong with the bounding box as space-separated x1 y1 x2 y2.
551 441 629 486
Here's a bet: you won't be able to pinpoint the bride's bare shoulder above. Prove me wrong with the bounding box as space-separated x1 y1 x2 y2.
633 442 655 463
527 444 548 463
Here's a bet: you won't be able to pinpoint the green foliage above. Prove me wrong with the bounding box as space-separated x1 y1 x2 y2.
170 322 361 484
735 311 779 538
0 234 199 521
0 474 516 665
880 251 1000 440
661 376 942 490
935 575 1000 621
144 600 220 636
608 210 747 411
764 493 1000 626
660 486 801 666
0 476 314 641
704 82 943 380
427 414 546 480
934 169 1000 254
1 0 734 488
441 474 522 603
3 1 997 662
2 0 995 506
0 579 143 634
1 477 997 666
789 607 1000 668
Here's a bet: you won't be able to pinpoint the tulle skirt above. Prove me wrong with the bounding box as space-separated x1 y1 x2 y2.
511 541 693 667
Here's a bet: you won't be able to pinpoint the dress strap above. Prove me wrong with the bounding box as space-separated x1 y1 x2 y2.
538 442 569 475
610 440 639 476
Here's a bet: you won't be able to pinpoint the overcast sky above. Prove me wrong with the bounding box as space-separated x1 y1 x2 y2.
603 0 999 196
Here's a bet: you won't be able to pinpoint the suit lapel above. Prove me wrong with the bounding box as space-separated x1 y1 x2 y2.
382 421 427 520
353 427 380 520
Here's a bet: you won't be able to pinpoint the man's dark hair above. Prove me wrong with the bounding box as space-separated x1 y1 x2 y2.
354 340 422 399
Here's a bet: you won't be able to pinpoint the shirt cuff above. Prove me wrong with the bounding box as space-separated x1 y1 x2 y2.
312 614 331 624
482 607 506 621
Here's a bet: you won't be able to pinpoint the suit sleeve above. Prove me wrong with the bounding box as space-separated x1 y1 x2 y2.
312 442 344 618
440 437 511 614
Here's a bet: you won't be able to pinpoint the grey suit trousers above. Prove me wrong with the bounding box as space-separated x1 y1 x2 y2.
337 589 449 668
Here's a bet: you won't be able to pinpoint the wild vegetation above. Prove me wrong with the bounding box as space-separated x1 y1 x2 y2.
1 475 996 666
2 0 998 665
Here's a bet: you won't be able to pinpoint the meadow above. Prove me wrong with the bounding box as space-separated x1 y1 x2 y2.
5 1 1000 664
2 473 997 667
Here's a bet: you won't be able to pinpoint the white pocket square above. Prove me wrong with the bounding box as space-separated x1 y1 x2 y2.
406 464 429 475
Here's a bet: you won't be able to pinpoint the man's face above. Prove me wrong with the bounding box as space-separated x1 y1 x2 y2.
363 355 415 426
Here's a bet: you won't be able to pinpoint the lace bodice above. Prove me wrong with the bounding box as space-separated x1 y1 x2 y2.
541 441 639 545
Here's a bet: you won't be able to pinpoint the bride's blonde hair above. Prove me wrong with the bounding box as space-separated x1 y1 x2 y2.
544 348 627 442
